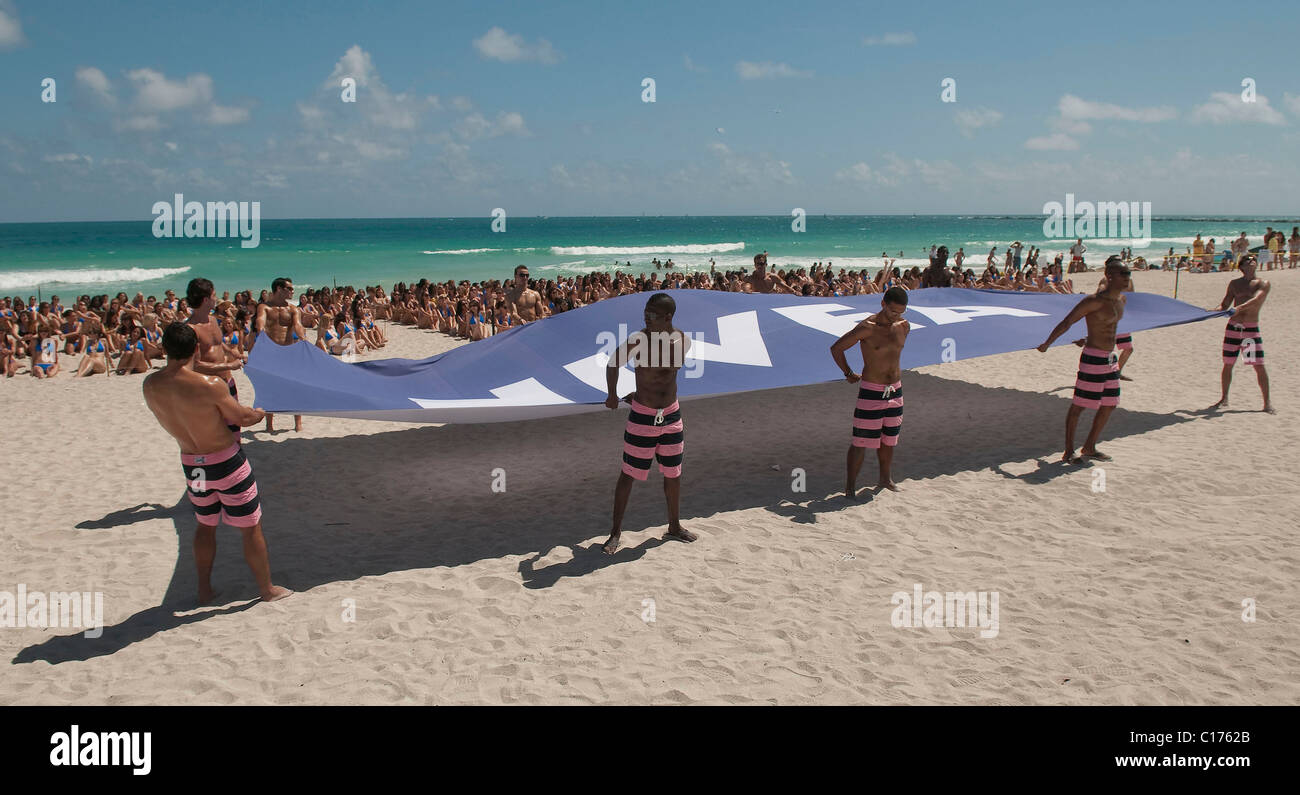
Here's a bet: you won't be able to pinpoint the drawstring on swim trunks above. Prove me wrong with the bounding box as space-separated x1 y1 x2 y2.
881 384 894 399
654 408 665 425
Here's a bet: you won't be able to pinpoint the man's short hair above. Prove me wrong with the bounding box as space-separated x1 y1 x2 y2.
514 265 528 276
883 286 908 307
271 277 292 292
1104 256 1130 276
186 278 214 307
646 292 676 316
162 321 198 359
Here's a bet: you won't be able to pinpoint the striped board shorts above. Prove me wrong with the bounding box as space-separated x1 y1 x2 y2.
622 399 683 481
1072 347 1120 410
1115 333 1133 351
852 380 903 449
181 441 262 528
1222 323 1264 366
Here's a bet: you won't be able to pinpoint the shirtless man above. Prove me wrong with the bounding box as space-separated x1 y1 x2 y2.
1037 256 1131 462
183 278 246 441
142 322 291 604
744 252 792 294
831 286 910 496
1208 256 1273 413
505 265 548 322
253 277 306 432
1069 238 1087 272
602 293 696 554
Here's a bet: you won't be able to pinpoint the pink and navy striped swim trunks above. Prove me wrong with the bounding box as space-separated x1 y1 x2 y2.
181 440 262 527
1115 333 1133 351
1222 322 1264 366
622 399 684 481
851 380 903 449
1072 347 1120 410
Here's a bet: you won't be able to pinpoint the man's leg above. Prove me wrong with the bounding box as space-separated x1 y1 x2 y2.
1117 348 1134 380
265 412 274 432
1210 363 1234 409
603 472 635 554
238 523 291 601
195 522 219 604
845 444 866 498
294 415 303 432
876 444 899 491
1080 406 1115 460
1062 404 1084 462
1254 364 1273 413
663 476 696 542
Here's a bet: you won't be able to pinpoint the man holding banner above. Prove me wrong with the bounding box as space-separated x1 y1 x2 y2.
1037 256 1131 463
1209 256 1273 414
831 286 911 497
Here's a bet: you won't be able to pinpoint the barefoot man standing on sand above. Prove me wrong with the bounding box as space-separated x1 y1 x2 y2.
1037 256 1130 462
183 278 246 442
602 293 697 554
143 322 291 604
253 276 306 433
1209 256 1273 413
831 286 910 497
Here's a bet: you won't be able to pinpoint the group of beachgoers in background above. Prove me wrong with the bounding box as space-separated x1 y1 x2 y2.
3 223 1294 380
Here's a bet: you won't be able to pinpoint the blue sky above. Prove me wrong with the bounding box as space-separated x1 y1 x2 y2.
1 0 1298 221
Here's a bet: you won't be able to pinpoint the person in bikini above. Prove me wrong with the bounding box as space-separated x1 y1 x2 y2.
183 278 246 442
143 322 291 604
1208 256 1273 413
1037 256 1131 462
253 277 306 433
602 293 696 555
831 286 910 497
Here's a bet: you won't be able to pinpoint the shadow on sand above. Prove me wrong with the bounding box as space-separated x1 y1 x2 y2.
15 371 1208 665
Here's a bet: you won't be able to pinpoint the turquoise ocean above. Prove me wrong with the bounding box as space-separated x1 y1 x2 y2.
0 215 1289 298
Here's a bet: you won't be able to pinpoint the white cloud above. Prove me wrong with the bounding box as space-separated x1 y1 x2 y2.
456 110 530 141
0 1 24 49
43 153 92 164
206 104 250 125
707 141 793 187
450 96 474 112
1058 94 1176 123
314 46 438 131
954 107 1003 137
1285 93 1300 117
127 68 213 112
1190 91 1286 125
683 54 707 73
1024 132 1079 151
835 162 875 183
862 32 916 46
735 61 812 80
472 27 561 64
75 66 115 105
114 115 162 133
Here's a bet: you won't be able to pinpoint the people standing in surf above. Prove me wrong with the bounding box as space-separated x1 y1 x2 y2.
1208 256 1273 414
831 286 910 497
253 277 307 433
602 293 696 555
1036 256 1130 462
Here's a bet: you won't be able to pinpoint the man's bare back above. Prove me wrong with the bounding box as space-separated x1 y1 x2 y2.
143 367 260 454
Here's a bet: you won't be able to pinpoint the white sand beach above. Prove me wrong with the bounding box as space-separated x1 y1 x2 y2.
1 269 1296 705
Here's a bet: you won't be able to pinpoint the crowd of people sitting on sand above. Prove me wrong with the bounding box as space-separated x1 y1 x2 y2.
4 224 1295 378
